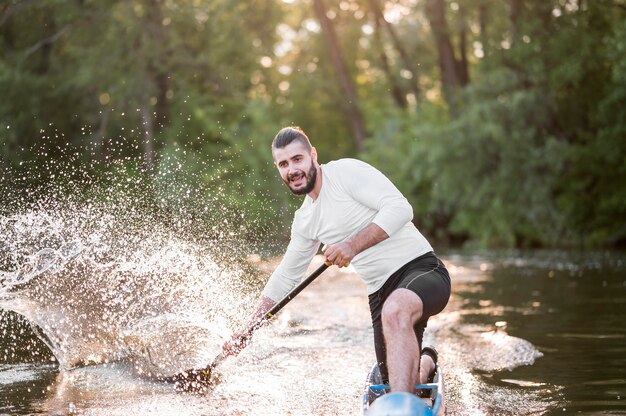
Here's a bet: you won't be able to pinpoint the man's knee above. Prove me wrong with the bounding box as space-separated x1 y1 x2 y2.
381 289 424 331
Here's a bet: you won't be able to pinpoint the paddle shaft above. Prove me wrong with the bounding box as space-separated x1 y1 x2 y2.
256 262 329 327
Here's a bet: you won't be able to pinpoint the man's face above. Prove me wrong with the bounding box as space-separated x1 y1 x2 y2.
273 141 318 195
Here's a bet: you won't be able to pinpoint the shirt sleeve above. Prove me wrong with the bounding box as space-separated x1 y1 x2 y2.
262 226 321 303
341 159 414 237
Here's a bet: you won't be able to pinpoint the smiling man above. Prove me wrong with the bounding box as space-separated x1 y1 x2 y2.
274 135 318 195
224 126 451 394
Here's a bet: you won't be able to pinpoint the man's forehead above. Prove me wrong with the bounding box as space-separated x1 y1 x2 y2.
272 141 309 162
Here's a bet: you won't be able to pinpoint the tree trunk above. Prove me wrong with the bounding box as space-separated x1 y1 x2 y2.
145 0 170 130
510 0 522 43
313 0 366 151
425 0 462 110
372 13 408 109
367 0 421 101
479 3 488 59
457 4 470 86
139 0 171 171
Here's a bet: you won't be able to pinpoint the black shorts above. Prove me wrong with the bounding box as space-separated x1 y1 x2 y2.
368 251 451 383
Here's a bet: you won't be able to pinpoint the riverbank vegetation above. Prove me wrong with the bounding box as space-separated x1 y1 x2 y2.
1 0 625 248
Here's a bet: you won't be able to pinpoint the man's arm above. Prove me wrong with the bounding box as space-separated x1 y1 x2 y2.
323 223 389 267
222 295 277 356
223 229 319 356
344 159 414 237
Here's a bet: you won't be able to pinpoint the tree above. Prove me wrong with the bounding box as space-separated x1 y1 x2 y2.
424 0 469 111
313 0 366 151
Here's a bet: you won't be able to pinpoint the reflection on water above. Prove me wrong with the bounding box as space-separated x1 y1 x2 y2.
442 250 626 415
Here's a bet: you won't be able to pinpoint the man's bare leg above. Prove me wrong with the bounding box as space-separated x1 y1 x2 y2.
419 352 436 384
381 288 424 393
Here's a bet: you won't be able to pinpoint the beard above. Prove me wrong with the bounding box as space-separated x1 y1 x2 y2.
285 162 318 195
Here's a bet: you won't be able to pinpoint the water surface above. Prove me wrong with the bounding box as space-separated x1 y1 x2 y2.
441 250 626 415
1 211 625 415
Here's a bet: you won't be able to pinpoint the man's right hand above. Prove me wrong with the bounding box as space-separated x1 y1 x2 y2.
223 295 276 357
222 330 252 357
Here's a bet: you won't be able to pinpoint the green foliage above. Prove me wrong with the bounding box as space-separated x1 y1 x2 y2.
559 15 626 245
1 0 625 249
442 79 570 248
363 1 626 248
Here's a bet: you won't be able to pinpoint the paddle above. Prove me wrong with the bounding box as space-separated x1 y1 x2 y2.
172 261 331 391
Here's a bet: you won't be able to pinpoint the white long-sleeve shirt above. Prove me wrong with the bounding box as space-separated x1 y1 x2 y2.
263 158 433 301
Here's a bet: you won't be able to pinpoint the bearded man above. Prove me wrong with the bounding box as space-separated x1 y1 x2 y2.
224 126 451 393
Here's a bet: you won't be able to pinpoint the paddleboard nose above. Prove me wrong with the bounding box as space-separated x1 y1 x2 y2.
366 392 433 416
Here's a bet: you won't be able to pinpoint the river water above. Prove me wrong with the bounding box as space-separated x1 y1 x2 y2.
1 208 625 415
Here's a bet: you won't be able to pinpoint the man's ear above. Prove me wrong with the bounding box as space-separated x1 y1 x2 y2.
311 146 318 162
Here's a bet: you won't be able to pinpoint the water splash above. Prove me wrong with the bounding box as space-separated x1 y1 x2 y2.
0 203 260 378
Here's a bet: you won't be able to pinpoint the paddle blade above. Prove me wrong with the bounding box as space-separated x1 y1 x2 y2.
172 367 215 393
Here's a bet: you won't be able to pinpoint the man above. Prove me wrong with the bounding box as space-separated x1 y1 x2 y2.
224 126 451 393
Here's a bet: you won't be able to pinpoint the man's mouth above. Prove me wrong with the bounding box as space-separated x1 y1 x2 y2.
288 172 305 183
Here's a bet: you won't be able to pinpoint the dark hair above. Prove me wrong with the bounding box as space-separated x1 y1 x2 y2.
272 126 312 151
